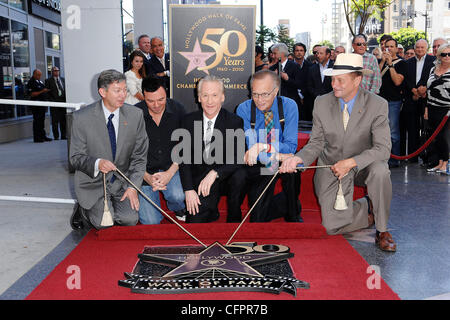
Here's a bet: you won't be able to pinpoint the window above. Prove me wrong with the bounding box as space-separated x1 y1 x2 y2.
45 31 60 50
0 17 13 120
9 0 26 11
11 20 30 117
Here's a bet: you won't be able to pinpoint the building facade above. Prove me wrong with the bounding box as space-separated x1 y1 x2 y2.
0 0 62 143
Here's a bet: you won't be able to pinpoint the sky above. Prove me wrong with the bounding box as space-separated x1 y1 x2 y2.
123 0 335 46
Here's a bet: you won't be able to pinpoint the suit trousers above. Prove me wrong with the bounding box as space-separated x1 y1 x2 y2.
50 107 67 139
236 165 302 223
315 161 392 235
32 106 47 141
84 183 139 229
400 100 422 160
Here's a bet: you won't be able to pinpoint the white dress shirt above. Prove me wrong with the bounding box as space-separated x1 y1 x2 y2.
415 55 426 84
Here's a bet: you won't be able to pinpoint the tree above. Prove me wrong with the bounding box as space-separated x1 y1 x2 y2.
318 40 334 49
256 25 277 52
378 28 427 49
343 0 393 37
276 24 295 53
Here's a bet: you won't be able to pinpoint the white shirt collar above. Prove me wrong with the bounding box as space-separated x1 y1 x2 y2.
281 59 288 71
416 55 426 62
203 112 219 129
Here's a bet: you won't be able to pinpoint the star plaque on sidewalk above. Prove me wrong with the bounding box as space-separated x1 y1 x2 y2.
119 242 309 296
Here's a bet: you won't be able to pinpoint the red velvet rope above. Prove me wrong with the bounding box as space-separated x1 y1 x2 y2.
390 111 449 160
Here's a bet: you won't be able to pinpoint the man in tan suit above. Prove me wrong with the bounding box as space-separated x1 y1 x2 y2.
280 53 396 252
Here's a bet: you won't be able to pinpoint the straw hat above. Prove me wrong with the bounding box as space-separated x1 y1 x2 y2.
323 53 373 76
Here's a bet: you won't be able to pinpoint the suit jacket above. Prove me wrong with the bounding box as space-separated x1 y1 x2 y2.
45 77 66 102
403 54 436 104
307 60 334 101
179 108 244 191
270 60 302 105
148 53 170 93
69 100 149 209
297 89 391 171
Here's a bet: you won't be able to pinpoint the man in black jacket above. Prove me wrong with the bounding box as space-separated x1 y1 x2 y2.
45 67 67 140
269 43 302 111
178 76 245 223
401 39 436 162
27 69 51 143
307 46 334 104
293 42 314 121
148 37 170 95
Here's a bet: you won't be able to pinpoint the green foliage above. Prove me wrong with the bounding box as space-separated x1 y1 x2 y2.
378 28 427 49
318 40 334 49
343 0 393 36
276 24 295 52
256 25 277 52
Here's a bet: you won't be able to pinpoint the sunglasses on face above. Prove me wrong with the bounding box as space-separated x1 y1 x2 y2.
355 43 367 46
440 52 450 57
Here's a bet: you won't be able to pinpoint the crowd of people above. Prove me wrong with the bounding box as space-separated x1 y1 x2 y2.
67 32 449 253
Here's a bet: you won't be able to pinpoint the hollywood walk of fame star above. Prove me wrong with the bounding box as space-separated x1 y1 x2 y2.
139 242 293 279
178 38 215 75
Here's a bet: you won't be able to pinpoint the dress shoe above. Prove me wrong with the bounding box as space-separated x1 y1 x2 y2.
70 203 83 230
61 136 67 140
44 136 53 142
34 139 44 143
174 209 187 222
426 167 439 172
375 231 397 252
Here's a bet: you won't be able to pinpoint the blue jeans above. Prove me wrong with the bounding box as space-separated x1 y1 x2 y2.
388 100 402 165
138 171 185 224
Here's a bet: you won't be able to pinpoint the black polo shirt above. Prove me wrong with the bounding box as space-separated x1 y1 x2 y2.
137 104 182 183
379 58 407 102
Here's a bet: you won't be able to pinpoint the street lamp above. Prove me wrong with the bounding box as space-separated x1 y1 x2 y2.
409 10 429 40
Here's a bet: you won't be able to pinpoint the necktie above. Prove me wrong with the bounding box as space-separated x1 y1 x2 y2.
343 103 349 131
335 103 350 211
107 114 116 183
56 78 63 96
264 110 274 168
204 120 213 156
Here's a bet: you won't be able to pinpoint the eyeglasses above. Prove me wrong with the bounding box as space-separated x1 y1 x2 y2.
354 43 367 47
252 87 277 99
440 52 450 57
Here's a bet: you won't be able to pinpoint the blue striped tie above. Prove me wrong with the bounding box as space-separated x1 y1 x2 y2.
107 114 116 182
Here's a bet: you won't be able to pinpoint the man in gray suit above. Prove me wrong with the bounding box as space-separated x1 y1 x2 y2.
280 53 396 252
69 69 148 230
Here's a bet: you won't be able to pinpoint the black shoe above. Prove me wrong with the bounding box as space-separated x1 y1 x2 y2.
34 139 44 143
174 209 187 222
70 203 83 230
285 215 303 223
44 136 53 142
61 136 67 140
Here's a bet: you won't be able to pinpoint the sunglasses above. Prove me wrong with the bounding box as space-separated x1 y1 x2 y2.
354 43 367 46
440 52 450 57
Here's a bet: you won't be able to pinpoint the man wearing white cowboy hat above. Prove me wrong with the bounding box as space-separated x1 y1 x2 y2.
280 53 396 252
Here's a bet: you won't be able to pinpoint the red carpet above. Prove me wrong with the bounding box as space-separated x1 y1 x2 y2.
26 224 399 300
26 133 394 300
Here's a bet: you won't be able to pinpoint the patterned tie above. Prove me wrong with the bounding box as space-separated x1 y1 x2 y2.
342 103 349 131
335 103 350 210
107 114 116 183
204 120 213 156
264 110 274 168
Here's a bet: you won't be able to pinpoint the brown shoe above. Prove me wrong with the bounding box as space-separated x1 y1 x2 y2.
376 232 397 252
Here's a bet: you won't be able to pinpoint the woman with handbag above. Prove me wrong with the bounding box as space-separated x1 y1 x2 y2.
425 43 450 174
